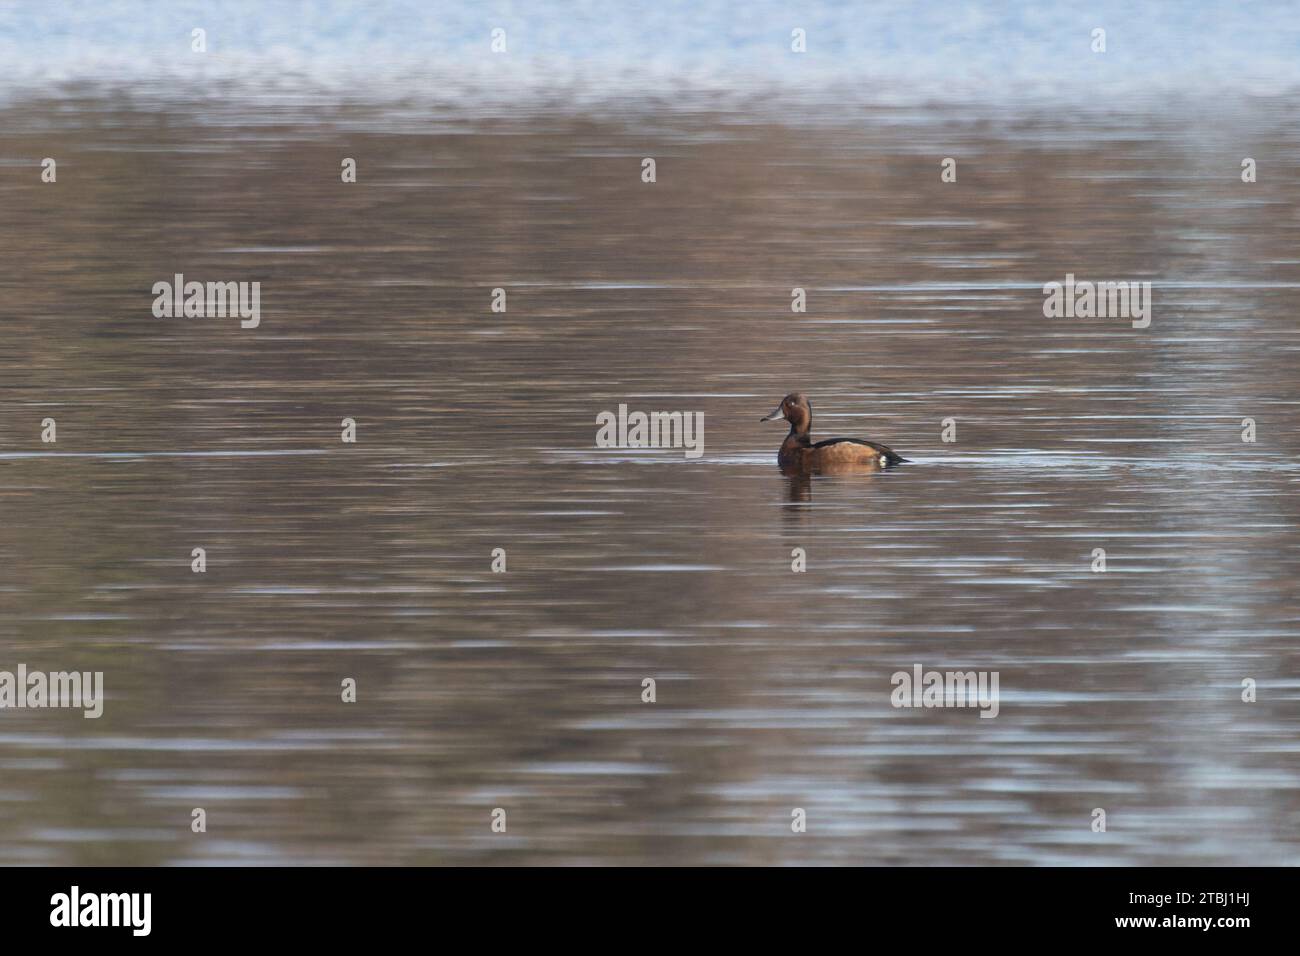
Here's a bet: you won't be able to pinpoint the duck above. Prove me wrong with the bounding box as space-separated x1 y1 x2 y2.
761 393 907 472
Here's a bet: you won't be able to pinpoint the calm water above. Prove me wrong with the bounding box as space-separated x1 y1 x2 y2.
1 97 1299 865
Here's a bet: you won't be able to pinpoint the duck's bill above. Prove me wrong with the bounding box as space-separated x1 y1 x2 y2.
760 404 785 422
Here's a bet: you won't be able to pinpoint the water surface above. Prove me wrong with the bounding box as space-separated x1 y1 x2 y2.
1 98 1298 865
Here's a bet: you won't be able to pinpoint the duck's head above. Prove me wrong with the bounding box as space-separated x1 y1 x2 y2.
760 392 812 432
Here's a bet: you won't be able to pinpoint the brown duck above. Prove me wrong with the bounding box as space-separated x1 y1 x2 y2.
761 393 907 472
